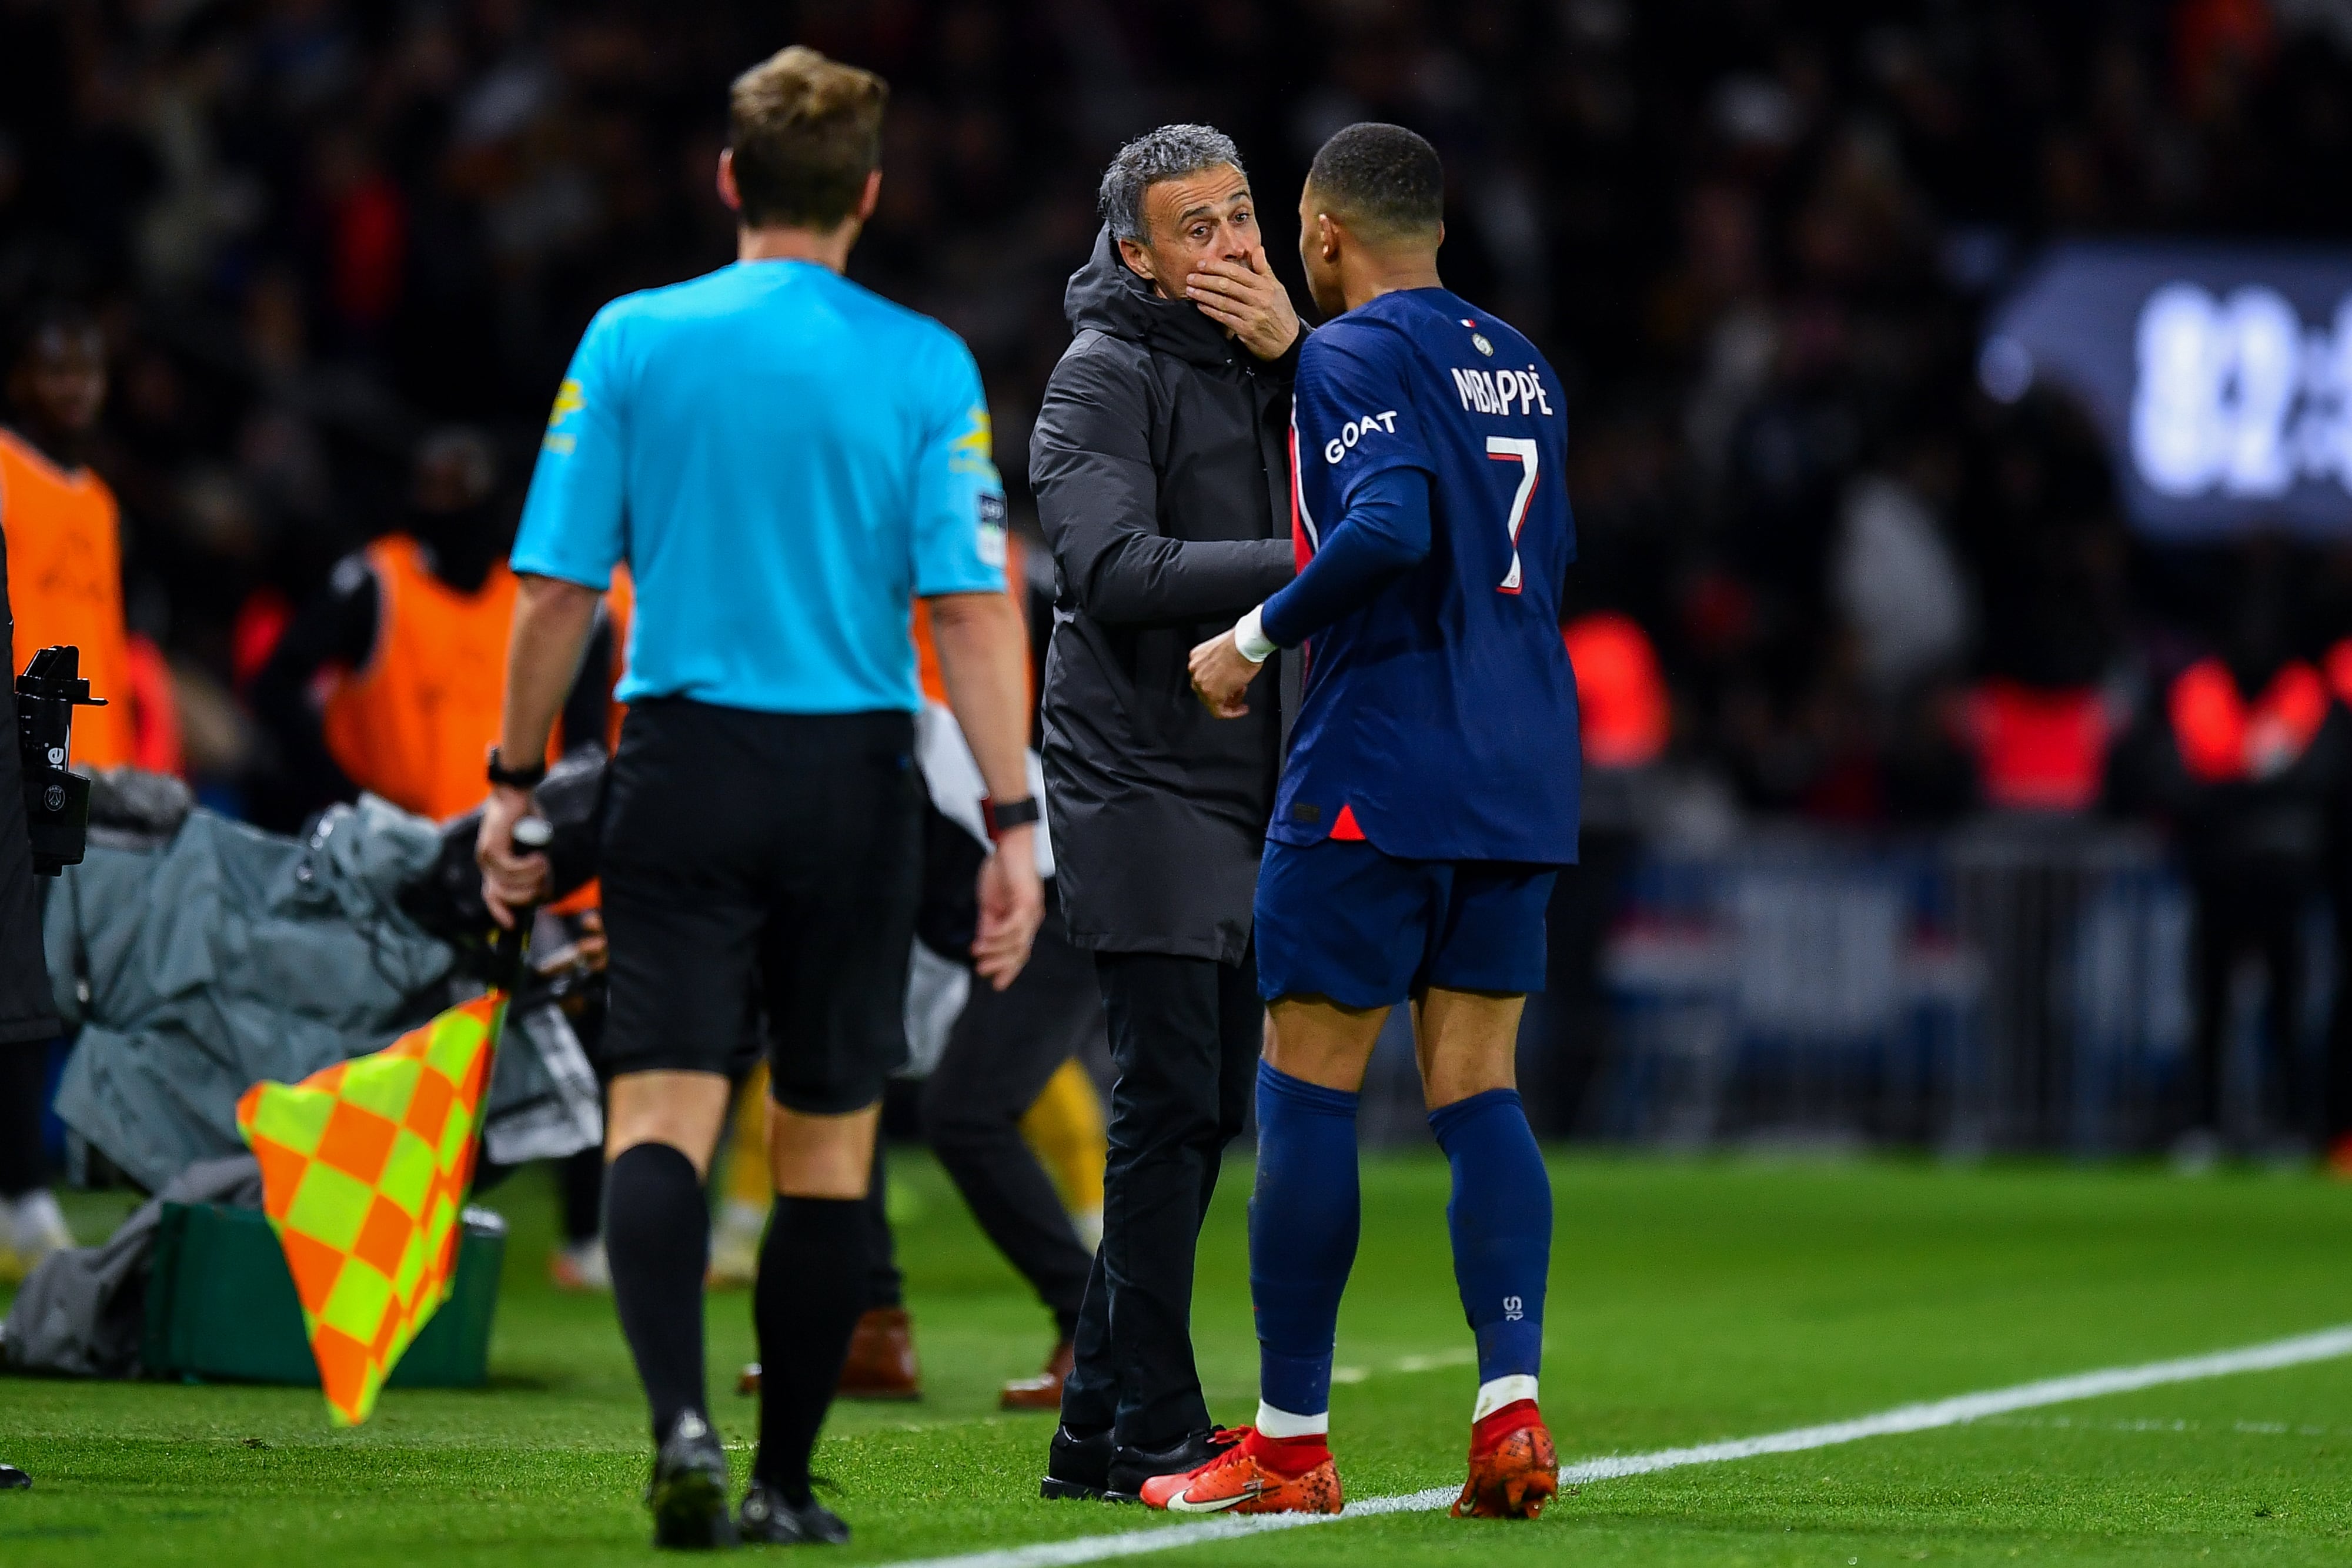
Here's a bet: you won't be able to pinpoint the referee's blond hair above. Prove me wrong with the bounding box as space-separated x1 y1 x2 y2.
728 46 888 230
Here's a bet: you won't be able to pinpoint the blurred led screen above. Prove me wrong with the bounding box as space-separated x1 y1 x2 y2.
1981 242 2352 541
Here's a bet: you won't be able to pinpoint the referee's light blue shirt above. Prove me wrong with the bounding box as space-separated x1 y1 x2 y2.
512 259 1009 714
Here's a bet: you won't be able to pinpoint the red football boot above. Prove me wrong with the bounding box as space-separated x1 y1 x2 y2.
1139 1427 1343 1515
1452 1399 1559 1519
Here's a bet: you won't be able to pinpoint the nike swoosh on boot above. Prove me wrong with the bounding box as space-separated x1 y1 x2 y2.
1163 1479 1267 1514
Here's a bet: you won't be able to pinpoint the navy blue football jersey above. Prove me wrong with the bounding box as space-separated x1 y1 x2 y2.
1271 287 1581 864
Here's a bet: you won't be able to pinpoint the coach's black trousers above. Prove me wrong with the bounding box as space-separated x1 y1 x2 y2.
1059 947 1261 1449
920 904 1101 1335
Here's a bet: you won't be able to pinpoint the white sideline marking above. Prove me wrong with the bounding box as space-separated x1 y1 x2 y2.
881 1324 2352 1568
1329 1346 1476 1385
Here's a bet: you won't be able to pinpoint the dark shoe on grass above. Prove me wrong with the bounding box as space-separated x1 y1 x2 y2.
1106 1429 1238 1503
739 1480 849 1546
1041 1423 1112 1500
0 1464 28 1490
648 1411 737 1550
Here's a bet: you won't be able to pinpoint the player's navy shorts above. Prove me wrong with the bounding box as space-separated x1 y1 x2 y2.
1253 838 1559 1007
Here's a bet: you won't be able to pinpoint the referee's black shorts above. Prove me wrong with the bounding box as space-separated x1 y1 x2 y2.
597 698 921 1114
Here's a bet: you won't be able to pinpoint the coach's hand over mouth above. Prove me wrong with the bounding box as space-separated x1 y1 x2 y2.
476 782 552 929
973 827 1045 990
1185 246 1301 362
1189 630 1263 719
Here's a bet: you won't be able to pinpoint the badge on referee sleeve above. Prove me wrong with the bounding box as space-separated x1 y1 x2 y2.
978 491 1008 567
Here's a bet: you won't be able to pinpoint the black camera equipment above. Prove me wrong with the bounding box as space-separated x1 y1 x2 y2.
18 644 105 875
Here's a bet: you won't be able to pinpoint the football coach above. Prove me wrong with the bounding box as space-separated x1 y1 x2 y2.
1032 124 1303 1500
477 46 1044 1550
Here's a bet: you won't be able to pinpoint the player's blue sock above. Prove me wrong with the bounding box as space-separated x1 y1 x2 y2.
1249 1060 1361 1435
1428 1087 1551 1416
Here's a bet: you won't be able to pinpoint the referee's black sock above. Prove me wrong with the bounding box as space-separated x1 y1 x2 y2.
605 1142 710 1443
753 1193 870 1504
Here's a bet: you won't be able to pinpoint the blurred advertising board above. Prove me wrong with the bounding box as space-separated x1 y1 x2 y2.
1980 241 2352 540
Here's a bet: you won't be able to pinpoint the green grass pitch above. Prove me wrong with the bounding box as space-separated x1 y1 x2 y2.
5 1150 2350 1565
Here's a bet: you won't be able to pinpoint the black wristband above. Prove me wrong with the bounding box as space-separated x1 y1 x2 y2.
981 795 1040 840
486 745 548 791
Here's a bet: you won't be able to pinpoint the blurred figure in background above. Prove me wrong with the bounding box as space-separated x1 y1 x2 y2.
2 305 176 778
1954 393 2128 817
0 476 64 1285
1018 1062 1106 1252
0 302 139 1278
921 925 1107 1410
2110 541 2348 1167
2318 632 2352 1176
1532 611 1669 1132
251 427 618 823
910 531 1105 1407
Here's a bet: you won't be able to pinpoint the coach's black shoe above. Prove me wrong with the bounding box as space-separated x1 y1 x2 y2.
647 1411 737 1550
1105 1429 1240 1504
739 1480 849 1545
1040 1424 1113 1500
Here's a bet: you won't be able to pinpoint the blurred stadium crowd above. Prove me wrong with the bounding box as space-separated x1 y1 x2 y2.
8 0 2352 819
9 0 2352 1154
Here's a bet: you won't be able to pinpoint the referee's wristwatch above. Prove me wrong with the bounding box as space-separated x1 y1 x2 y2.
486 745 548 792
981 795 1040 841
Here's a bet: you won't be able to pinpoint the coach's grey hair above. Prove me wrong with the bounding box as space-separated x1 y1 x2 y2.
1098 124 1247 242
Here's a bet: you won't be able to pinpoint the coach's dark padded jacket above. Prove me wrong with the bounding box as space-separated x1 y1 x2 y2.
1031 226 1299 962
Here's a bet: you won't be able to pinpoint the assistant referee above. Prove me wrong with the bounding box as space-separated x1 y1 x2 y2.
476 46 1044 1550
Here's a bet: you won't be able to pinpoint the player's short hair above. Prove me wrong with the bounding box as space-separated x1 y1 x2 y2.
727 46 888 230
1098 125 1247 243
1308 122 1445 245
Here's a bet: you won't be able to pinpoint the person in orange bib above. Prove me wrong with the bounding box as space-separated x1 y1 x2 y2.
2109 553 2348 1169
1 300 180 1282
0 304 175 778
252 427 619 823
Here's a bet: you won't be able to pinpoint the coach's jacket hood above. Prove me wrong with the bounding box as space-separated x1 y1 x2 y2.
1031 226 1302 962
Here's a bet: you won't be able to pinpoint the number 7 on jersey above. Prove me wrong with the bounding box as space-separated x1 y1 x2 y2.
1486 437 1540 594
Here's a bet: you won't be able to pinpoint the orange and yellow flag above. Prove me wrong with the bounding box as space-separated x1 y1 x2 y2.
234 994 503 1425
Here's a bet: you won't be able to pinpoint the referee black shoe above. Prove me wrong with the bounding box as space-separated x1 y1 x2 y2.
647 1411 737 1550
1040 1423 1112 1500
738 1480 849 1546
1105 1429 1240 1504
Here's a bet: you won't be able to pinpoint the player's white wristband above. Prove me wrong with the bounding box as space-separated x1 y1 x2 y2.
1233 605 1277 665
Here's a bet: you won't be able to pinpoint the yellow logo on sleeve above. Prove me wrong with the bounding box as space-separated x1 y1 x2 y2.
948 404 998 480
542 379 584 454
549 379 585 427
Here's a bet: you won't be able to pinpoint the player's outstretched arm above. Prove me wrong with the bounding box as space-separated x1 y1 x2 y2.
1188 467 1433 718
1258 467 1432 645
